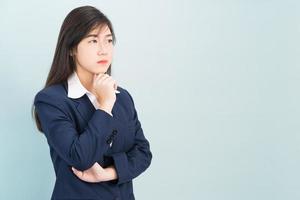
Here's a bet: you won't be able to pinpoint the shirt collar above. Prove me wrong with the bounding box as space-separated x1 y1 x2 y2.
67 71 92 99
67 71 120 99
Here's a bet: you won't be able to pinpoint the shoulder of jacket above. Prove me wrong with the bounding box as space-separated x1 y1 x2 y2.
34 83 67 106
117 86 133 103
116 86 136 118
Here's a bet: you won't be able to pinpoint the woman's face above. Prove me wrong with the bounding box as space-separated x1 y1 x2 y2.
73 25 114 75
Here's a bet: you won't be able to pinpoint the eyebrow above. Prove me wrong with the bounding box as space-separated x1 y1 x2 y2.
85 34 113 38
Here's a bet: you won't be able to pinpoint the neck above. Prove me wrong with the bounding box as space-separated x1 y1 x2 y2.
75 67 94 92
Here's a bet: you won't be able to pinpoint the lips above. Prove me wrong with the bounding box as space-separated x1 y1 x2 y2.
97 60 108 64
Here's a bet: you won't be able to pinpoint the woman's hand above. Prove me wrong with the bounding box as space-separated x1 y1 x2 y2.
92 73 117 115
72 162 118 183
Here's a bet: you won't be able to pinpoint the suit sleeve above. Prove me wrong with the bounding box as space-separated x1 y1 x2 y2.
111 90 152 185
34 92 119 171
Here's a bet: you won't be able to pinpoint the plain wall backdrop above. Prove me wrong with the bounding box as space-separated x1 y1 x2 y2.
0 0 299 199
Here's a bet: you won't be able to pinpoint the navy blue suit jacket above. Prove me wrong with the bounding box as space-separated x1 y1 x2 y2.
34 82 152 200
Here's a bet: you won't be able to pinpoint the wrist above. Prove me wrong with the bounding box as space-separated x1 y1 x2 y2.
97 106 112 116
104 166 118 181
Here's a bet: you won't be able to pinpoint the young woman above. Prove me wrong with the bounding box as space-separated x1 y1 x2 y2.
32 6 152 200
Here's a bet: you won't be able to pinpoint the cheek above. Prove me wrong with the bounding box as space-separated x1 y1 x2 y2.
76 47 96 65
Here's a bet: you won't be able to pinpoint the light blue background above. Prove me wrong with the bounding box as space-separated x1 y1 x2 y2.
0 0 299 199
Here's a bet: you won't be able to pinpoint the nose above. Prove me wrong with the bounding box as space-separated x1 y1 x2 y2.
97 42 108 55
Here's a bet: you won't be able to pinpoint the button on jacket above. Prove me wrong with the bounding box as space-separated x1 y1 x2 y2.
33 74 152 200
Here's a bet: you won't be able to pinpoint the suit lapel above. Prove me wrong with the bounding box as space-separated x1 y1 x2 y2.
63 81 95 123
63 81 127 123
76 95 96 123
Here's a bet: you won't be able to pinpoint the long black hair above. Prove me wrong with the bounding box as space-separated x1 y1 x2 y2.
32 5 116 132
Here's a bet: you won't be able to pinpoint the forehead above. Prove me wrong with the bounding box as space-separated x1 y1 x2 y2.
88 25 111 36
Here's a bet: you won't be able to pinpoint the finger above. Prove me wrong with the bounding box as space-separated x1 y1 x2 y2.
107 80 117 90
102 76 114 85
96 73 109 79
95 162 104 169
94 73 106 80
110 79 117 90
72 167 83 178
93 74 102 88
95 74 110 84
72 168 94 182
93 74 98 83
102 75 115 84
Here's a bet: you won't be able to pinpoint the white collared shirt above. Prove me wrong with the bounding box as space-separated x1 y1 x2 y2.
67 71 119 115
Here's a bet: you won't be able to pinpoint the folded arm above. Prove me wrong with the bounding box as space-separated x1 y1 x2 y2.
34 92 119 171
110 90 152 185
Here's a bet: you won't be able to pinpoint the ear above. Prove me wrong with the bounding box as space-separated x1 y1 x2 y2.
70 48 77 57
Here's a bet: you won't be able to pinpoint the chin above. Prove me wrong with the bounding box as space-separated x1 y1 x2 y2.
95 69 108 74
90 64 110 74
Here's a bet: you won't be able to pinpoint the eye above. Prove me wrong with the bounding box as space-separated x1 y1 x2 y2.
89 39 97 43
108 39 113 43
